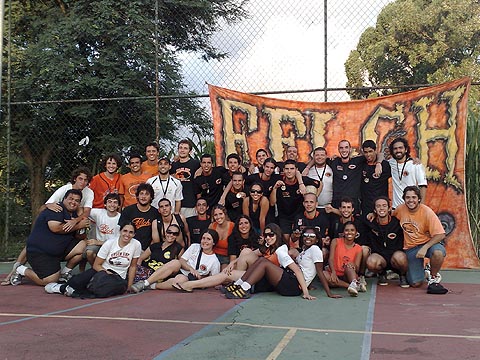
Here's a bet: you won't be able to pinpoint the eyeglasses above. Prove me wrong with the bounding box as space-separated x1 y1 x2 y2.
263 232 275 238
303 233 317 238
250 189 263 194
166 231 179 236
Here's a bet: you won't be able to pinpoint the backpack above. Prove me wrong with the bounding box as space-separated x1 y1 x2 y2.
87 270 127 298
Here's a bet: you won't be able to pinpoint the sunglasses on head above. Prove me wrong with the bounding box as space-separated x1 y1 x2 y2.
250 189 263 194
166 231 179 236
303 233 316 238
263 232 275 238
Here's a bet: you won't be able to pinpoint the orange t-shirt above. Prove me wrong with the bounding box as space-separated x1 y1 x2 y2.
394 204 445 249
333 238 362 277
211 222 234 257
141 161 159 177
121 172 150 207
89 173 125 208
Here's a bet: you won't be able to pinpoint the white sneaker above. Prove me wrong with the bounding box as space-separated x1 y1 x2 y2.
45 282 63 294
347 280 359 297
428 273 442 286
358 276 367 292
64 285 75 297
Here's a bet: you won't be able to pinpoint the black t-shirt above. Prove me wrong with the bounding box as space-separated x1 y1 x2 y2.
227 233 259 257
225 191 244 223
329 215 367 246
329 156 365 207
364 216 404 258
275 176 320 219
360 160 391 215
27 204 78 257
293 211 330 238
193 166 228 208
142 241 183 270
186 215 211 244
170 158 200 208
118 204 160 250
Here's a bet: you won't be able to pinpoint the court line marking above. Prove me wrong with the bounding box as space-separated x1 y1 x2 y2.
266 328 297 360
1 312 480 340
361 281 377 360
0 293 137 326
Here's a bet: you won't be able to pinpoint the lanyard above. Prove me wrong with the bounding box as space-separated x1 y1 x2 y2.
313 165 327 182
158 176 171 198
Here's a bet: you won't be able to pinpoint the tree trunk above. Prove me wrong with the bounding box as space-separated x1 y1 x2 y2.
21 144 53 221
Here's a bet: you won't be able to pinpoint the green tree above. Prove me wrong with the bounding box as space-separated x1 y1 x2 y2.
5 0 247 218
345 0 480 100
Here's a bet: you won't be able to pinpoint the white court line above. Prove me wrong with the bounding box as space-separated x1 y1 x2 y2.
1 312 480 340
266 328 297 360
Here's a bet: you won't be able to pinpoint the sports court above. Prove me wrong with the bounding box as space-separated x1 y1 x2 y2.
2 264 480 360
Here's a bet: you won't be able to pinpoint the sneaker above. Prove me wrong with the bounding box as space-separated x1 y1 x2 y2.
45 282 63 294
131 281 147 293
59 271 73 283
358 275 367 292
386 270 400 280
428 273 442 286
364 269 375 278
64 285 75 297
9 271 23 286
377 272 388 286
347 280 359 297
225 286 251 299
220 283 240 294
399 275 410 288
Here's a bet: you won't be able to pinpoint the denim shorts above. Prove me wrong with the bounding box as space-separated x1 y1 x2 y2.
405 243 446 285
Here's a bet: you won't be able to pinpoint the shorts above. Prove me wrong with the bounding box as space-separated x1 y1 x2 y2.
64 238 82 258
278 216 294 234
27 252 62 279
405 243 446 284
216 254 230 265
275 269 302 296
83 245 102 259
252 276 274 293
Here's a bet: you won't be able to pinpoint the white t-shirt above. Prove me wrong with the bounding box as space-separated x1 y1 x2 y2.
89 208 120 242
147 175 183 209
297 245 323 286
275 244 294 268
307 165 333 207
97 238 142 279
46 183 94 209
180 243 220 277
388 159 427 208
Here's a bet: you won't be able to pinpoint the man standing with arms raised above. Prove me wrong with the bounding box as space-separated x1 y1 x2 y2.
388 137 427 209
171 139 200 218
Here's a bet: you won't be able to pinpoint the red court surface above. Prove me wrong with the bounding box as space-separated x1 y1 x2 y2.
1 270 480 360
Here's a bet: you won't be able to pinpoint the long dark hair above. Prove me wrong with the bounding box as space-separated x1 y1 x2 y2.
259 223 286 255
230 215 259 249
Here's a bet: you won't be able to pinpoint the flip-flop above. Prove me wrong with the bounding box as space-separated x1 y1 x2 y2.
172 283 193 293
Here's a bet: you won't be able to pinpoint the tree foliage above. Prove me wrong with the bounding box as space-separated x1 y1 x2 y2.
4 0 247 218
345 0 480 100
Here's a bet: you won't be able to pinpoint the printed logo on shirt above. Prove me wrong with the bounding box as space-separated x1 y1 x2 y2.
348 164 356 169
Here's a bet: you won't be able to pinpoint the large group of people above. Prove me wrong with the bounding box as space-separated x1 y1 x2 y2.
2 136 448 299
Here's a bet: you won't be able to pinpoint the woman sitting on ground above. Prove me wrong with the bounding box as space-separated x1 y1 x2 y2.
323 221 364 297
132 229 221 292
44 223 141 297
130 224 184 292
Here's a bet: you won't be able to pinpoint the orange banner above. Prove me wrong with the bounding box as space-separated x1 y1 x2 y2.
209 78 479 269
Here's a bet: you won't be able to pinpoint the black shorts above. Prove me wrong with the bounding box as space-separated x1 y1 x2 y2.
64 238 81 258
372 252 396 271
27 252 61 279
278 216 294 234
275 269 302 296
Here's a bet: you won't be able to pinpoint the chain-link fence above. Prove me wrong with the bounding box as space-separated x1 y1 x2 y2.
1 0 479 258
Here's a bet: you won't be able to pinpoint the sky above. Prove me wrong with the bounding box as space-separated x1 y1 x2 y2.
179 0 394 103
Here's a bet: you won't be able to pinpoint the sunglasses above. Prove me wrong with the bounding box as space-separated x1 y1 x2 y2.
250 189 263 194
166 231 179 236
303 233 317 238
263 232 275 238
